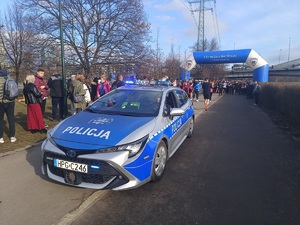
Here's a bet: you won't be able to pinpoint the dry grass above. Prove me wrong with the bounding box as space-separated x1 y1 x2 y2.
0 99 61 154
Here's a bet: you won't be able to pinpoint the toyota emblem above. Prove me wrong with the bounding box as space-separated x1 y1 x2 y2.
66 150 76 158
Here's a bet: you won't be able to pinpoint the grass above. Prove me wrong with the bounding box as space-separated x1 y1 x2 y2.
0 99 61 155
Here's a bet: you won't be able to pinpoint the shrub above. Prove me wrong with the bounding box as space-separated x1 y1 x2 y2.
260 82 300 127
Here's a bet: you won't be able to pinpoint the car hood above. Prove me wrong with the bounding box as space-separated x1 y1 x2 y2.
50 111 156 150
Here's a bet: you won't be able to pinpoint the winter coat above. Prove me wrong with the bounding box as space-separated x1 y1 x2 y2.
69 79 86 109
47 74 63 97
96 81 110 98
34 75 49 99
23 83 42 104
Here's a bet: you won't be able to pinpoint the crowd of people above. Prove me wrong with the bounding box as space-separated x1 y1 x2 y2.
0 68 126 144
0 67 261 144
173 78 261 111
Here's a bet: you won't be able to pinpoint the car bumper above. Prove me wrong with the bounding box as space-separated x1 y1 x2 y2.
41 140 151 190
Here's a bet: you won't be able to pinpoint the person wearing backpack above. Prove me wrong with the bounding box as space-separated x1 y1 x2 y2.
0 69 17 143
68 73 86 114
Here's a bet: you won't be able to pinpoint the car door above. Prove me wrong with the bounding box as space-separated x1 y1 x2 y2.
161 89 186 157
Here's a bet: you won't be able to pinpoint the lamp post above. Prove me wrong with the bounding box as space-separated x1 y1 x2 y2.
288 37 291 62
58 0 68 118
278 49 282 64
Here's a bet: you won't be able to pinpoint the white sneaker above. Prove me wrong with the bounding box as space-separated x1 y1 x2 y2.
0 138 4 143
10 137 17 143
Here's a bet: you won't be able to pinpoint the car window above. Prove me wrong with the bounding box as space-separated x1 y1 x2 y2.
163 91 178 117
87 89 162 117
174 89 189 107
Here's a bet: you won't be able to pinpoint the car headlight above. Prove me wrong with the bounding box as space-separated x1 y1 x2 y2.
96 135 148 157
46 129 59 148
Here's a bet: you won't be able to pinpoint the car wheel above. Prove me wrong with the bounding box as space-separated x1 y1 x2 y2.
151 141 167 181
187 117 194 138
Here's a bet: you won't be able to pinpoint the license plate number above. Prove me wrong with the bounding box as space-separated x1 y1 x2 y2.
54 159 88 173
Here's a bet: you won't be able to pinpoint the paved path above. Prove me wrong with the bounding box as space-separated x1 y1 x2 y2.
2 93 300 225
71 94 300 225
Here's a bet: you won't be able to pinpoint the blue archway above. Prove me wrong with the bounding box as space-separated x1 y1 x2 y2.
181 49 269 82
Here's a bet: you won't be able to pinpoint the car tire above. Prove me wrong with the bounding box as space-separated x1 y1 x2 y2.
187 117 194 138
151 141 167 182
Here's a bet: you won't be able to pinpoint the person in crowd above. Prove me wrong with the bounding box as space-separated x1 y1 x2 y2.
253 81 261 105
69 73 86 114
202 78 212 111
109 74 116 86
222 80 227 95
111 74 125 90
218 80 223 96
23 75 47 134
83 78 91 106
34 68 49 116
209 80 214 101
181 79 189 95
67 75 76 115
47 71 64 121
95 74 110 100
188 81 194 100
90 76 99 101
228 81 233 94
0 69 17 143
193 80 201 102
246 81 254 99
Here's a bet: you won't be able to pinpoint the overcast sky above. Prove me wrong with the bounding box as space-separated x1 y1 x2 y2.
1 0 299 66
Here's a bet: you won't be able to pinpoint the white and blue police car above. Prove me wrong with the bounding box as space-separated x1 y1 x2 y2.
41 85 194 190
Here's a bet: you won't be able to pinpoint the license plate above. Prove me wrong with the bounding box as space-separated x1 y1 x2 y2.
54 159 88 173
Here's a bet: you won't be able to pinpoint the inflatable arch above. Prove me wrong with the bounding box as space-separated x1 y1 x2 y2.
181 49 269 82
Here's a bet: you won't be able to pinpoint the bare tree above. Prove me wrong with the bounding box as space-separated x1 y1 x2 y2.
21 0 152 77
164 43 181 80
190 37 226 79
0 1 51 83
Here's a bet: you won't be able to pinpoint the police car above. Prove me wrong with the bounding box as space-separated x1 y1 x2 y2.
41 85 195 190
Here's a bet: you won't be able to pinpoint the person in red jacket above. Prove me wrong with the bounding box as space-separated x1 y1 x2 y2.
34 68 49 116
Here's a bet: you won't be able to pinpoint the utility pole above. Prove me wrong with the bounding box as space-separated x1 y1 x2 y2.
188 0 214 51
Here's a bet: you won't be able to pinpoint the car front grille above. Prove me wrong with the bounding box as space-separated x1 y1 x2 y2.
44 151 126 185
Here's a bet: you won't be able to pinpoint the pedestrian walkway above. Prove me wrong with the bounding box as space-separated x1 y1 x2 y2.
69 93 300 225
191 92 222 117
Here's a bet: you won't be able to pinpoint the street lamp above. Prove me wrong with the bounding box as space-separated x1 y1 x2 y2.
278 49 282 64
58 0 67 118
288 37 291 62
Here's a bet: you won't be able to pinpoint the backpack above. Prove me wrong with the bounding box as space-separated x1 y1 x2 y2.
3 76 19 100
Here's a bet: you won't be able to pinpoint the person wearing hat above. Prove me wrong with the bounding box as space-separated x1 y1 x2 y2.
0 69 17 143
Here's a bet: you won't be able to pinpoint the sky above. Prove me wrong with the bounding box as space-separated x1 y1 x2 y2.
1 0 300 66
144 0 300 66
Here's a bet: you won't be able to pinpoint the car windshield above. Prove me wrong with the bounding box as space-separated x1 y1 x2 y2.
86 89 163 117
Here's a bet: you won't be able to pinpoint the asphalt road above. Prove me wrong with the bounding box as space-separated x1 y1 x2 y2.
71 94 300 225
1 94 300 225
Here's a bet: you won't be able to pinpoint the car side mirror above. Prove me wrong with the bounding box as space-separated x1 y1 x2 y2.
170 108 184 117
